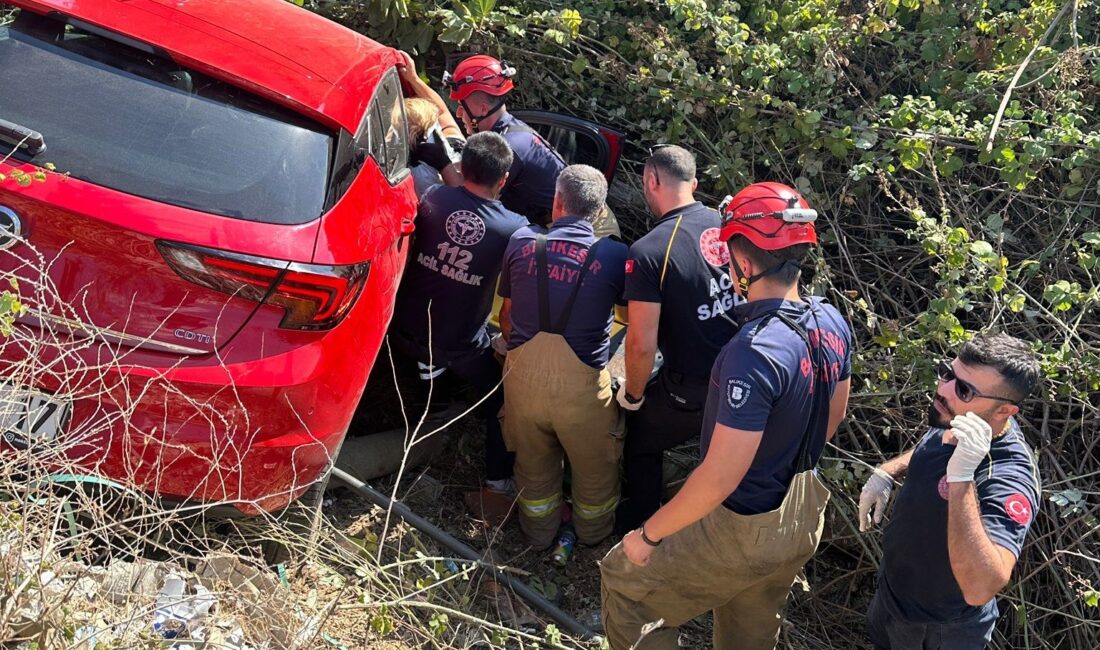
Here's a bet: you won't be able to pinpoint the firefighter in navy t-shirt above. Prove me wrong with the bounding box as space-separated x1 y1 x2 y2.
497 164 629 549
859 334 1041 649
613 145 740 533
390 132 528 493
444 55 565 226
601 182 853 649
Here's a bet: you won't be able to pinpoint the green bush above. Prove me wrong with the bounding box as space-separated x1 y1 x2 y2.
321 0 1099 646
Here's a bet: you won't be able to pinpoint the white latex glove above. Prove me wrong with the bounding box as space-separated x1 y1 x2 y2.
945 412 993 483
858 468 894 532
615 379 644 411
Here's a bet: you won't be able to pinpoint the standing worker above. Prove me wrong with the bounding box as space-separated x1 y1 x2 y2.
497 164 629 549
444 55 565 226
600 182 853 650
859 334 1041 649
614 145 740 534
390 132 528 495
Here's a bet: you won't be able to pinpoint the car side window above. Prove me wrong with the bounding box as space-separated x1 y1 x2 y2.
369 68 408 183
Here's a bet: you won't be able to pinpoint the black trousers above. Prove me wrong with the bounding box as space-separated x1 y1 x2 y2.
867 588 993 650
615 368 709 533
391 335 514 481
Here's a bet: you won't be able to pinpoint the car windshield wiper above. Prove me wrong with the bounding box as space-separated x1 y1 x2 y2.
0 118 46 156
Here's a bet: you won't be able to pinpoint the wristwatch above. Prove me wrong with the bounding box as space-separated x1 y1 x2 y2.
639 523 662 547
624 390 644 405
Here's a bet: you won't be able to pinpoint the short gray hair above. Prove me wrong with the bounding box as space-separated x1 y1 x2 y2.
556 164 607 221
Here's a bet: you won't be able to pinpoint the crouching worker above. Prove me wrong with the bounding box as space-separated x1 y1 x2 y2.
600 182 853 649
390 132 528 494
498 164 629 548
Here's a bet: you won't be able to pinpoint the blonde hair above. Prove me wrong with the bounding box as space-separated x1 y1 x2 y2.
404 98 439 142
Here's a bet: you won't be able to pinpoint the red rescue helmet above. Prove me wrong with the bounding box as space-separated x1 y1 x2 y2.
445 55 516 101
718 182 818 250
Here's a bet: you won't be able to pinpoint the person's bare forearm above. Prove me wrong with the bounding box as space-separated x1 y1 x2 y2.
879 449 914 481
397 52 463 137
644 461 733 540
624 328 655 398
643 426 760 541
947 482 1012 605
440 163 463 186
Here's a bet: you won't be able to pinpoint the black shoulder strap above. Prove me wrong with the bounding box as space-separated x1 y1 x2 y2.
500 122 567 166
535 233 552 332
743 307 829 472
553 238 605 333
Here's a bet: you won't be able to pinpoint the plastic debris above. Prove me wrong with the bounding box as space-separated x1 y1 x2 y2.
152 573 217 642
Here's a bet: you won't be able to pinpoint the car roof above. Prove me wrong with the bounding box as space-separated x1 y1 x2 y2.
10 0 394 132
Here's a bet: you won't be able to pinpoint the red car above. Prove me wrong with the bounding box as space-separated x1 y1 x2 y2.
0 0 626 520
0 0 417 515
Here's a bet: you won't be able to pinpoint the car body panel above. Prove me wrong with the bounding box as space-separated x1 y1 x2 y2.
9 0 394 132
0 0 414 511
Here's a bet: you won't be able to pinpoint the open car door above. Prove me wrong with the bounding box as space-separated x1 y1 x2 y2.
510 110 625 183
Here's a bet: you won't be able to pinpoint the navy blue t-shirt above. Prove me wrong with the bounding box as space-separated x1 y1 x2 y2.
880 422 1039 627
499 217 628 369
624 202 740 379
699 298 853 514
392 185 527 365
492 112 565 225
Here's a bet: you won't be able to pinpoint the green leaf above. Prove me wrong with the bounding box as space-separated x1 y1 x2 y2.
854 129 878 150
1043 281 1082 312
1006 293 1027 312
1083 232 1100 247
899 148 922 170
969 241 994 258
560 8 582 38
1085 590 1100 608
572 56 589 76
804 110 822 125
438 22 473 44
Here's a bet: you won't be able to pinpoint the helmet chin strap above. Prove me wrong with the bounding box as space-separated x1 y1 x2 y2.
730 256 801 294
460 97 508 133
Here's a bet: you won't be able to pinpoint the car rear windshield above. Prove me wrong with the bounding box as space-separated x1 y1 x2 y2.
0 10 334 224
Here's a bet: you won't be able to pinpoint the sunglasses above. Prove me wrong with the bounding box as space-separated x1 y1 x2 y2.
936 361 1017 404
646 144 673 185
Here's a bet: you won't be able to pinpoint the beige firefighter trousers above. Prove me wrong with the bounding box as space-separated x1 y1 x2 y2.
600 469 830 650
502 332 624 549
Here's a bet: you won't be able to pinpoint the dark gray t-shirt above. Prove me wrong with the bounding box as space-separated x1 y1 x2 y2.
624 202 740 379
880 422 1039 628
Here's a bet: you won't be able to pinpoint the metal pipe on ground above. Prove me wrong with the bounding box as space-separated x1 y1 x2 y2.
329 466 597 641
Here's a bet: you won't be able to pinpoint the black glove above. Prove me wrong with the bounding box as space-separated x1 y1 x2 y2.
413 133 463 172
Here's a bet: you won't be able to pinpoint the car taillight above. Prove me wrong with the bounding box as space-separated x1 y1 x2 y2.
157 241 369 331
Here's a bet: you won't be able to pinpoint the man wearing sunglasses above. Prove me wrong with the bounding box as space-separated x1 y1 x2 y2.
858 334 1041 649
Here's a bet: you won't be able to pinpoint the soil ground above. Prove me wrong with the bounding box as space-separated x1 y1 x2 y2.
325 378 877 649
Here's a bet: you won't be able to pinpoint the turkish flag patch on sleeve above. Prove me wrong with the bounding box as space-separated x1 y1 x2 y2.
1004 493 1033 525
625 259 634 274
